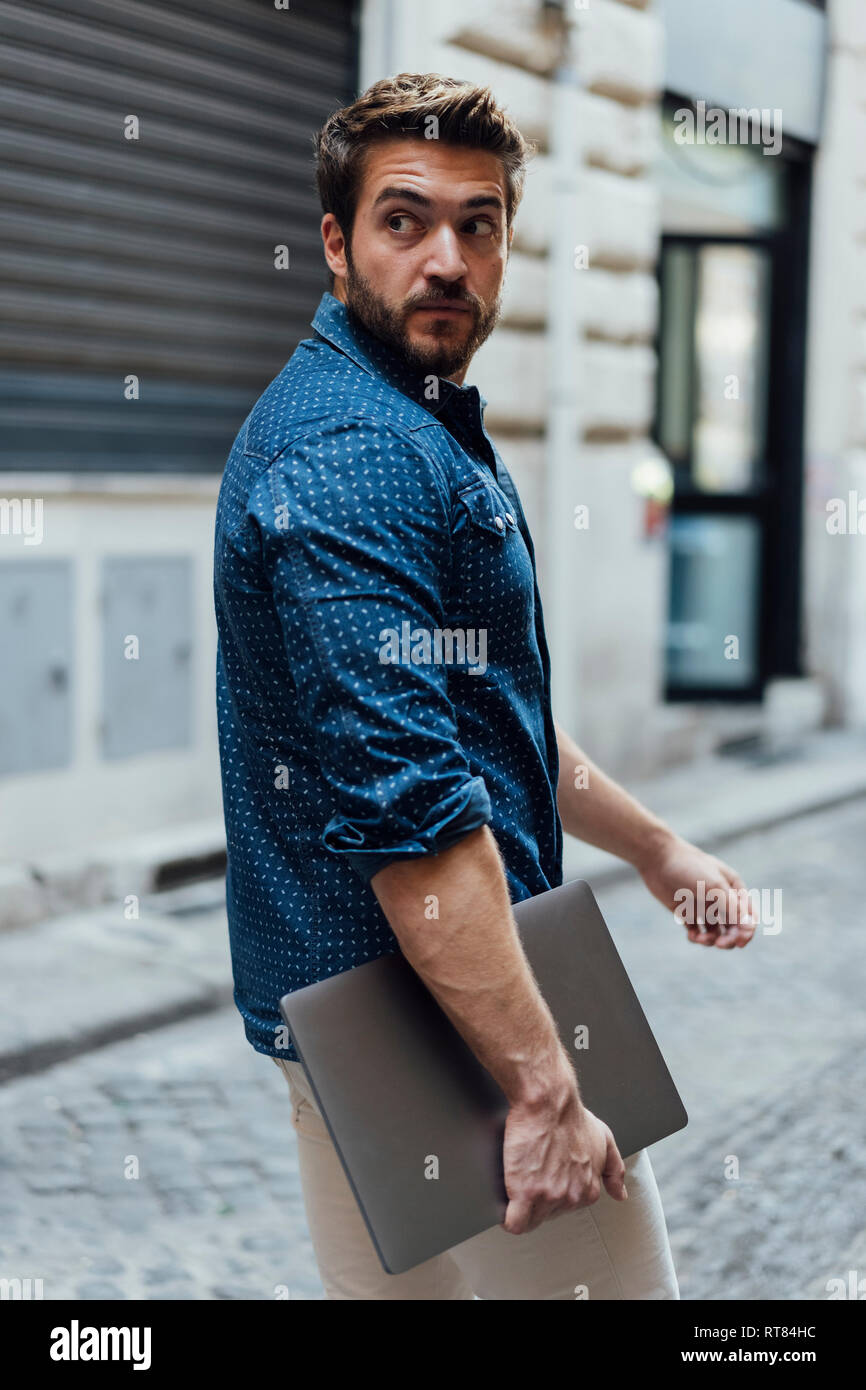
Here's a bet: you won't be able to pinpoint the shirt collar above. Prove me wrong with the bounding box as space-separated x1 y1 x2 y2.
310 290 490 434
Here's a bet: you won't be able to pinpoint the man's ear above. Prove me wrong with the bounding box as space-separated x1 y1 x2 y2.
321 212 348 282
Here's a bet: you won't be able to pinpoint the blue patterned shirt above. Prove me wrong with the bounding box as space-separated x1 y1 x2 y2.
213 291 563 1059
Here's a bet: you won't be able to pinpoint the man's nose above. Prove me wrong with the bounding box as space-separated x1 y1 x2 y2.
422 223 469 281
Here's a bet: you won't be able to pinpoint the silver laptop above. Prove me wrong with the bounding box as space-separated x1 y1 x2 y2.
279 877 687 1275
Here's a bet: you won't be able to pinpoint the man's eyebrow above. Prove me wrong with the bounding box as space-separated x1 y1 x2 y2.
371 185 504 212
461 194 505 212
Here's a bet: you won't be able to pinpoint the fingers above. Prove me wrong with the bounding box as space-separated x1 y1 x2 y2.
687 922 716 946
714 888 741 949
501 1115 627 1238
690 929 714 946
721 883 756 948
602 1130 628 1201
502 1196 535 1236
718 864 757 947
684 874 757 949
503 1168 615 1235
504 1192 564 1234
729 917 756 948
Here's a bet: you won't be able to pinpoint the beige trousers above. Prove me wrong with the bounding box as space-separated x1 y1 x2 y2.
272 1056 680 1301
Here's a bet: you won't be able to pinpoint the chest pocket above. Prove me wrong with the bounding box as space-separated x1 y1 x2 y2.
448 478 534 652
456 481 519 537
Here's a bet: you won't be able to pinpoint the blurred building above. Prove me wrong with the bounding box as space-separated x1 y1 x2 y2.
1 0 864 880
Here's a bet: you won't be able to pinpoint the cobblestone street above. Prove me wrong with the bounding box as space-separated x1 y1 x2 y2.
1 796 864 1301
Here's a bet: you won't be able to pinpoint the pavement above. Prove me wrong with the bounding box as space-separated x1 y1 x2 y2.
0 1013 324 1300
0 879 233 1085
1 727 865 1299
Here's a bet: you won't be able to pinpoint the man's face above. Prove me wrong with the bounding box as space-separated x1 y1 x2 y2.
321 136 512 383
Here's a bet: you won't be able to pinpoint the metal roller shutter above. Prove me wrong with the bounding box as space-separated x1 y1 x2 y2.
0 0 359 471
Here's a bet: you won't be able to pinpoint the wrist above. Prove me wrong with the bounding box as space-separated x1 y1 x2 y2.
505 1047 580 1112
630 820 678 876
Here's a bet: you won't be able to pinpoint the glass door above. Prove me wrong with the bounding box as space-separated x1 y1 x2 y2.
658 238 771 696
654 100 810 701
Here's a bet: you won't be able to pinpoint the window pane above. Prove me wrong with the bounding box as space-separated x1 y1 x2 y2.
692 245 771 493
666 514 761 688
659 103 787 236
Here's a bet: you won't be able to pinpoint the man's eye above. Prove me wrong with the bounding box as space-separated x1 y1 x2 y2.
464 217 496 236
387 214 416 232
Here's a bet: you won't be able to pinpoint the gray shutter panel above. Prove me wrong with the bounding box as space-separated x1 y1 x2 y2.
0 0 359 470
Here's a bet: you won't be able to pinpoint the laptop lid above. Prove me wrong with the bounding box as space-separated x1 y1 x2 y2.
279 877 687 1275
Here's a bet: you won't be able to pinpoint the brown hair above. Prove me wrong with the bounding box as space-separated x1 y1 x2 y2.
313 72 535 287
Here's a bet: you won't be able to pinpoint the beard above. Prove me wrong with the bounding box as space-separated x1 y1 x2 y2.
341 252 503 380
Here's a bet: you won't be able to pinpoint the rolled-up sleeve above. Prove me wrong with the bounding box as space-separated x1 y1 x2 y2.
249 418 492 882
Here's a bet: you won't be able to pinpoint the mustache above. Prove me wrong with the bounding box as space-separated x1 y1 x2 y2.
405 291 479 311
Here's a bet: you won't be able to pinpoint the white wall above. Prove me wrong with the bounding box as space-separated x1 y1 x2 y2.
802 0 866 728
0 473 222 862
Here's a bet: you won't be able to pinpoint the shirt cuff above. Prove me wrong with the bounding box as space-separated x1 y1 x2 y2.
321 775 492 884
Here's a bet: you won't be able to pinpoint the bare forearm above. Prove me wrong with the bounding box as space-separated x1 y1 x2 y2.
370 825 576 1107
554 720 675 870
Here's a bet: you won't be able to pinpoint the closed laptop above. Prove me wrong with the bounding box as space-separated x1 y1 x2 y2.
280 877 688 1275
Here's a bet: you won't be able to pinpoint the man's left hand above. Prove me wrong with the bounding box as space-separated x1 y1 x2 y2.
636 834 756 949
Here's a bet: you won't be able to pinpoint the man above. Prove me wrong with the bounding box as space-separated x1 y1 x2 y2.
213 73 755 1300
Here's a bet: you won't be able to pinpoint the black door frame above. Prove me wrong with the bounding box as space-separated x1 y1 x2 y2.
653 114 813 702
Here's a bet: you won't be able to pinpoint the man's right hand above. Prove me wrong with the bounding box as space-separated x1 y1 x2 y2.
501 1062 628 1234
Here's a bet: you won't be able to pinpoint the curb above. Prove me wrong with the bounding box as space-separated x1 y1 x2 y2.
0 986 234 1086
